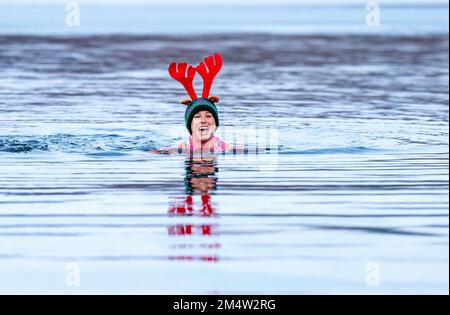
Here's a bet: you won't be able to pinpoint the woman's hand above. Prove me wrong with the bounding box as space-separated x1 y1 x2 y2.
149 148 172 155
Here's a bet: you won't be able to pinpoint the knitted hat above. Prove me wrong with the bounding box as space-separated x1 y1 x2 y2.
168 53 222 134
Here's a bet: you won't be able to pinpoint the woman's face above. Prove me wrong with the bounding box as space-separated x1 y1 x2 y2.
191 110 217 142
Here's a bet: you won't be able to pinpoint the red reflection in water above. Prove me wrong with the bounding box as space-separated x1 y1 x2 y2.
168 195 215 217
167 158 220 262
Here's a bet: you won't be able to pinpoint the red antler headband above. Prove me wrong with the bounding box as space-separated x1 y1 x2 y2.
196 52 222 98
168 62 197 100
168 52 222 101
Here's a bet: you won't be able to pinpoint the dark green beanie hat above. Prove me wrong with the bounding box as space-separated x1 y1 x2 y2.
185 98 219 135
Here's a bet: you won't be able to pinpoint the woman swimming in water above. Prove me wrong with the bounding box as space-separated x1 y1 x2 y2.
152 52 243 155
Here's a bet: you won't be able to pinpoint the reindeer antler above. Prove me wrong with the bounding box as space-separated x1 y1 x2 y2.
168 62 198 100
196 52 222 98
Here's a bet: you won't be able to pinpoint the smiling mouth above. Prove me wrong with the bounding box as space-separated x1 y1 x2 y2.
199 126 209 134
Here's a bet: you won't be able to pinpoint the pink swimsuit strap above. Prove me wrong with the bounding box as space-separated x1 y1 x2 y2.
189 136 226 151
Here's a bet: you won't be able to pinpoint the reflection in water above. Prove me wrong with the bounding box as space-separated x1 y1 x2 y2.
168 157 220 262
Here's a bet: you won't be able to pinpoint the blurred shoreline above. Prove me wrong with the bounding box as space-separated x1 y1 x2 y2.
0 4 448 35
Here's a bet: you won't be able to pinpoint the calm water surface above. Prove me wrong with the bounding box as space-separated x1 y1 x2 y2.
0 31 448 293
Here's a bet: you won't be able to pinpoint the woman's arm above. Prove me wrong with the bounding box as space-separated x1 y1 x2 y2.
149 141 187 155
224 143 246 153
